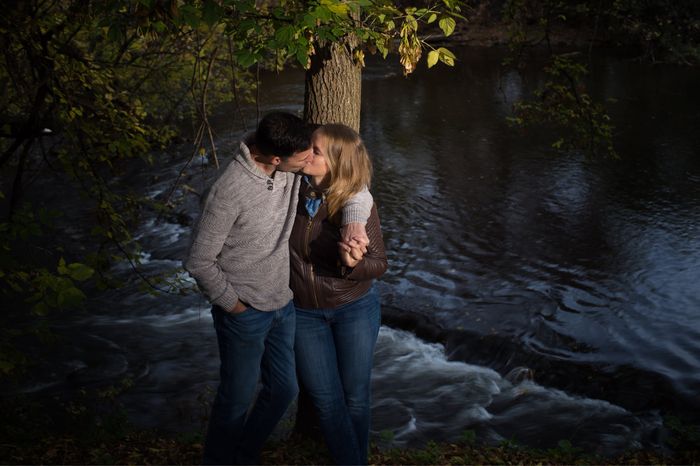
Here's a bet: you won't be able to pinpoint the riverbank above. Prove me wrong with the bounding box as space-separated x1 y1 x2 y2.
3 426 699 465
2 394 699 465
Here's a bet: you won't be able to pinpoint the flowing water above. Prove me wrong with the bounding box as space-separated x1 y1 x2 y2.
4 46 700 456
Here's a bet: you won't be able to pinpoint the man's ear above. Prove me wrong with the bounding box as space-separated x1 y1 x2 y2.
270 156 281 166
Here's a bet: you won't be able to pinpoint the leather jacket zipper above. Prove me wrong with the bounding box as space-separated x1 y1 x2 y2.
305 216 320 308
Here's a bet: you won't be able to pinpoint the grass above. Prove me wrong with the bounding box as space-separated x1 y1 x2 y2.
2 426 700 465
1 395 698 465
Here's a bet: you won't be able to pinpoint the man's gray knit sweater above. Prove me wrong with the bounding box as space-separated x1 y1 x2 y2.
184 141 372 312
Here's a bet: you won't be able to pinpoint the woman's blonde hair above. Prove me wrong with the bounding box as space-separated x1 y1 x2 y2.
315 124 372 220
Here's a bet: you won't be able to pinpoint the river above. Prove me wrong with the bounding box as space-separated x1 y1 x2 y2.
5 46 700 456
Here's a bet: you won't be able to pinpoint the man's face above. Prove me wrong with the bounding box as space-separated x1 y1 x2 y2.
276 147 313 173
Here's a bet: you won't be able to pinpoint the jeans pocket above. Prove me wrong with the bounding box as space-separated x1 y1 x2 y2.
225 305 253 320
212 305 254 331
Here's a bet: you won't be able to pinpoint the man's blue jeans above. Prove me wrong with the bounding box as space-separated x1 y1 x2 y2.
203 300 298 465
294 287 381 465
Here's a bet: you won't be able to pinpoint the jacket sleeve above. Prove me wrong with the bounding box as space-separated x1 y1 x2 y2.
341 186 373 225
183 187 240 311
343 204 388 281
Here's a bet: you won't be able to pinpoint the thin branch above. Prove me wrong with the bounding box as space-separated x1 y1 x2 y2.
160 122 206 212
112 238 182 295
114 33 140 65
200 44 220 168
8 140 33 221
227 37 248 132
0 138 26 169
588 0 603 64
256 62 260 126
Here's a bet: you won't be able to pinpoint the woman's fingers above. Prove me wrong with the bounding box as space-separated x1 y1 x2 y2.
350 247 364 260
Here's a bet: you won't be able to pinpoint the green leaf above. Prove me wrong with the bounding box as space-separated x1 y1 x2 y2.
427 13 438 24
58 257 68 275
107 25 123 43
238 18 258 33
376 40 389 59
180 4 201 28
302 13 316 28
356 28 369 40
32 302 50 316
68 263 94 281
296 48 309 68
58 286 86 308
313 5 332 22
439 16 456 36
275 25 296 45
235 49 258 68
0 360 16 375
427 50 439 68
202 0 224 27
558 439 573 450
442 0 456 9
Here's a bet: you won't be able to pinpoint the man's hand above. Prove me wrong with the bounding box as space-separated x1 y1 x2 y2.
228 299 248 314
341 222 369 248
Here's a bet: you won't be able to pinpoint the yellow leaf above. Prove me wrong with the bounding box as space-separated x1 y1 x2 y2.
354 49 365 67
326 3 348 16
439 48 456 66
437 47 456 59
439 16 456 36
427 50 439 68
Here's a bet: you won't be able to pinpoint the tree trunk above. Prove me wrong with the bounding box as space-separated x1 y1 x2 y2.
303 38 362 131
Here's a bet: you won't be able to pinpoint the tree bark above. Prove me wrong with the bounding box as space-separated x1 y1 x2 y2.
303 38 362 131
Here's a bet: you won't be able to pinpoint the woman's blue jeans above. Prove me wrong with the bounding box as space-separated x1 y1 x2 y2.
294 287 381 465
203 300 298 465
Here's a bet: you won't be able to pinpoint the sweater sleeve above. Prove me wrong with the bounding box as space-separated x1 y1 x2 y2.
344 205 388 281
341 186 373 225
183 186 240 310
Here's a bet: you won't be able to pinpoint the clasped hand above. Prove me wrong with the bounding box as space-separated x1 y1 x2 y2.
339 222 369 268
338 237 368 268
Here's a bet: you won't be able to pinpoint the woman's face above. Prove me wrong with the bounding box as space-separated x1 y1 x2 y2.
303 132 330 179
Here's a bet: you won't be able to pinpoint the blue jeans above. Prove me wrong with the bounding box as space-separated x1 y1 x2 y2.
203 300 298 465
294 287 381 465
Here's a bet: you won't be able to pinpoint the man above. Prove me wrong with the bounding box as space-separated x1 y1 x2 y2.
184 112 371 465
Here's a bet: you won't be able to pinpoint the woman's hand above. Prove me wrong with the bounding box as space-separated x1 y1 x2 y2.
338 240 367 268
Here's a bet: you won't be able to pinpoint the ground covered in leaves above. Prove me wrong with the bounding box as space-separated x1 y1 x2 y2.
2 394 698 465
3 428 700 465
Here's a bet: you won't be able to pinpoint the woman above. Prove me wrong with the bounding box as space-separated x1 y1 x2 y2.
289 124 388 465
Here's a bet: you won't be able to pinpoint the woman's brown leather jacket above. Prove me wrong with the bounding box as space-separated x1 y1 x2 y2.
289 182 388 309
